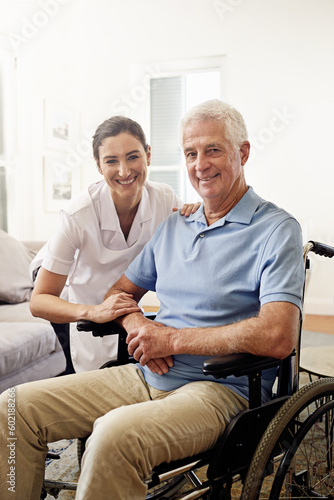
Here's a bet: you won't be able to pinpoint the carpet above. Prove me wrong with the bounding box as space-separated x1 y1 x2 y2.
301 329 334 348
45 440 79 499
44 330 334 499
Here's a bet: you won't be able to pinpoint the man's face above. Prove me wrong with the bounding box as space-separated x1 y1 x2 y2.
182 120 250 209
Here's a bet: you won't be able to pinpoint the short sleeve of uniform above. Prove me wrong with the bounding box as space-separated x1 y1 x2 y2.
42 210 81 276
258 217 304 310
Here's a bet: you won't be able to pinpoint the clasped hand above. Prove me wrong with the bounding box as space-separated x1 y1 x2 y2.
92 294 175 375
126 321 175 376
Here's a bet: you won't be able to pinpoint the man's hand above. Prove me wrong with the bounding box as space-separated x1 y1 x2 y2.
144 357 174 375
126 322 176 375
87 293 141 324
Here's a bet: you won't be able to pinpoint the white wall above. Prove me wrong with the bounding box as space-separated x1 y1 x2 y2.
0 0 333 315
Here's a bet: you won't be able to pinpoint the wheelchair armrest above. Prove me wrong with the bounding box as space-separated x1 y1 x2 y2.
77 313 156 337
202 353 282 379
77 320 126 337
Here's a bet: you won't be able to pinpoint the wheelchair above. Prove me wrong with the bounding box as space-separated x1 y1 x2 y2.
42 240 334 499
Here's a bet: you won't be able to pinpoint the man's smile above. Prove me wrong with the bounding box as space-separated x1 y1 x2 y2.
198 173 220 182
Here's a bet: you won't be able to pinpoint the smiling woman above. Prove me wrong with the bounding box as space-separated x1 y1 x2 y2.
29 116 199 373
95 132 150 239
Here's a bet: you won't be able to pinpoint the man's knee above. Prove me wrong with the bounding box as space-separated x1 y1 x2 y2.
84 406 151 477
0 385 28 420
0 389 10 421
92 406 144 451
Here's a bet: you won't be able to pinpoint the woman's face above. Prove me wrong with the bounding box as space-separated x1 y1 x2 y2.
97 133 150 208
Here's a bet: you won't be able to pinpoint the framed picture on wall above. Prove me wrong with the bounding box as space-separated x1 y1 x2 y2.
43 152 81 212
44 100 78 151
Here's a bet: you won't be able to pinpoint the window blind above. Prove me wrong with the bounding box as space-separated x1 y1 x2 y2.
150 76 183 166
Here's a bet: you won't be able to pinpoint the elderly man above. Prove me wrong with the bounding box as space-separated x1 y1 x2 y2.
0 100 304 500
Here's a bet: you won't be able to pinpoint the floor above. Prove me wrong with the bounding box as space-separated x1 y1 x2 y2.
303 314 334 334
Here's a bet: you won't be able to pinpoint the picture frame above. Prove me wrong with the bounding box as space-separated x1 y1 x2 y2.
44 100 78 151
43 152 81 212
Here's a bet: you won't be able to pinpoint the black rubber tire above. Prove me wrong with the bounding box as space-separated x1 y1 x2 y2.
241 377 334 499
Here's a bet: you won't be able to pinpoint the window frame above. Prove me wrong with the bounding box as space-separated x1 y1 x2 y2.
130 55 227 201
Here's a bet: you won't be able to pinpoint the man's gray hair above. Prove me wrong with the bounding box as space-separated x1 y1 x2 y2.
180 99 248 149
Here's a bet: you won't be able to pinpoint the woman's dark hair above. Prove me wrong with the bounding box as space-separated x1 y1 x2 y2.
92 116 149 161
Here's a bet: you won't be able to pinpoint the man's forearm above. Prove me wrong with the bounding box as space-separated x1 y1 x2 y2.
127 301 300 367
116 311 147 331
171 302 300 360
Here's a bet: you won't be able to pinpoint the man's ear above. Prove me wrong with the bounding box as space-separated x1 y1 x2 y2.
240 141 250 165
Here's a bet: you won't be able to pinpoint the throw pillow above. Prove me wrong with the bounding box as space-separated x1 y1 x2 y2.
0 230 36 303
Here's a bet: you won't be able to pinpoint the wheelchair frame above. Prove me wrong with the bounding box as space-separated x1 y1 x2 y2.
42 240 334 500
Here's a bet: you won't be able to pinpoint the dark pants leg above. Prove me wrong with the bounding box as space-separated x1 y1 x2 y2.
51 322 75 374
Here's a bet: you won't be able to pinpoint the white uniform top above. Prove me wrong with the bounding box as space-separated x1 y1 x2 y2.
35 179 183 372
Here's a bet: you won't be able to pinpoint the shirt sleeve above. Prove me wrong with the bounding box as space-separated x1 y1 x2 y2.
42 210 81 276
258 217 304 310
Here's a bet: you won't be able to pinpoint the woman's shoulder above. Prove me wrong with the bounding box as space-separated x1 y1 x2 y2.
144 179 179 203
145 179 175 194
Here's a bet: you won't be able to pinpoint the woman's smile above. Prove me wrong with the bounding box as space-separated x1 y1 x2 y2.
116 176 138 186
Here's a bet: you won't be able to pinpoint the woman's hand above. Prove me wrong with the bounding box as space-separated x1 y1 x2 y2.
88 292 141 324
173 202 201 217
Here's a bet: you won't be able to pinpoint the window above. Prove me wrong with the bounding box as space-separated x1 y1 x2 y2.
131 56 226 201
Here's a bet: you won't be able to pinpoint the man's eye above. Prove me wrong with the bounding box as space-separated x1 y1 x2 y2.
208 148 221 156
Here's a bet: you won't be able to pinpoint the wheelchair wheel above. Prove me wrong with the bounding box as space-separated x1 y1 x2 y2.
241 377 334 499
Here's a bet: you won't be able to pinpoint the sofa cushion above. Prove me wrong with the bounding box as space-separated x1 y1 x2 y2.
0 230 36 304
0 301 49 323
0 322 59 378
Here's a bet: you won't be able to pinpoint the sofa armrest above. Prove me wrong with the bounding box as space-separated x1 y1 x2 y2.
22 241 46 253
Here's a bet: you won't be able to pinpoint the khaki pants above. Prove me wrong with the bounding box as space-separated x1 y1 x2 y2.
0 364 247 500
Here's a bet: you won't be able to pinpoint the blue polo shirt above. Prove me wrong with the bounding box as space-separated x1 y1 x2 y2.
125 187 304 401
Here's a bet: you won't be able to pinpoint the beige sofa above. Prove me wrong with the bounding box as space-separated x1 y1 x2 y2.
0 231 66 393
